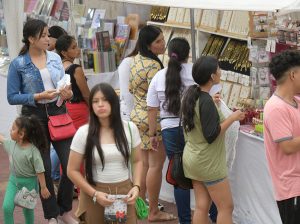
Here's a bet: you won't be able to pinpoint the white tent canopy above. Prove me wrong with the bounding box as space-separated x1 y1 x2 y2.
106 0 300 13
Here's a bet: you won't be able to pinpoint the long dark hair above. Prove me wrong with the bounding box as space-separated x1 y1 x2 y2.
85 83 130 185
15 115 48 153
126 40 139 58
182 56 219 132
19 19 48 55
55 35 75 59
164 38 190 115
138 25 164 68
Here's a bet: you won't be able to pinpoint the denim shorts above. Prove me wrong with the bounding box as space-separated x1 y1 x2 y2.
203 177 226 187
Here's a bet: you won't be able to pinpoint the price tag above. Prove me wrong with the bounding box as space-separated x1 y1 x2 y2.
270 39 276 53
265 39 271 52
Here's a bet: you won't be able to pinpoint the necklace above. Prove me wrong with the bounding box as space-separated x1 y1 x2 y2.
62 59 74 64
274 92 298 108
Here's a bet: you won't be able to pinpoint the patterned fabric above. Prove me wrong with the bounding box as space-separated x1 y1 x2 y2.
129 54 161 149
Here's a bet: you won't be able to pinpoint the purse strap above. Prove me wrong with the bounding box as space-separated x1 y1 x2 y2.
175 110 183 154
127 122 133 179
12 143 22 190
44 103 68 118
128 121 133 150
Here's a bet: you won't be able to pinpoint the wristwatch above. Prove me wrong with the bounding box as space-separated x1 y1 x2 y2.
92 191 98 204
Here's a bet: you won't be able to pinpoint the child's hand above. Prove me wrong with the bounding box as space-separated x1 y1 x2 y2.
41 186 51 199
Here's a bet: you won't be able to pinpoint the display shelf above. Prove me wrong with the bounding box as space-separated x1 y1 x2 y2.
197 28 248 41
147 21 248 41
147 21 191 30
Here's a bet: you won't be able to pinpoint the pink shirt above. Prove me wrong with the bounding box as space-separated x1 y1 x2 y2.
264 95 300 201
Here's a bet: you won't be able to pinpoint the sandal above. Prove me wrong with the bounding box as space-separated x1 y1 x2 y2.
148 211 177 222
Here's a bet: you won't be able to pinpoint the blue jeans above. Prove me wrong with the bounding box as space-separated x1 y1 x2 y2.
162 127 191 224
50 147 61 181
162 127 218 223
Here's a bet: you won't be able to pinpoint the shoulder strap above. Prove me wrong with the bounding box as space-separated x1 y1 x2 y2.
128 121 133 149
12 143 20 189
127 121 133 179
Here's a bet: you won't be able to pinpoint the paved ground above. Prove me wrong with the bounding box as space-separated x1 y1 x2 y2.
0 145 178 224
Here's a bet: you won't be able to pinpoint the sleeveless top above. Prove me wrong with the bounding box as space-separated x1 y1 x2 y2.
66 64 84 103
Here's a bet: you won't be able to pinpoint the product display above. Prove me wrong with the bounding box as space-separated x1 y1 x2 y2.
150 6 169 23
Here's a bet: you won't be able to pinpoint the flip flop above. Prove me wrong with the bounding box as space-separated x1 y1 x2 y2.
148 211 177 222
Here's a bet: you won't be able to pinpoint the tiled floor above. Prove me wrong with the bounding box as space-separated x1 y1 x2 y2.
0 145 178 224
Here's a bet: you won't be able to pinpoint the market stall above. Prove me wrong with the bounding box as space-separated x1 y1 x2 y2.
0 1 298 223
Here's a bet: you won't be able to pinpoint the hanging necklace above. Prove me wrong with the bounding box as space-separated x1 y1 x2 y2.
62 59 73 64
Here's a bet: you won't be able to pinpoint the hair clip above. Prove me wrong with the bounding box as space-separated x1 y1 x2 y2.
171 52 178 59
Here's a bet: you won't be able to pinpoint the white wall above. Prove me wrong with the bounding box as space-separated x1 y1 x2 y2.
0 75 17 136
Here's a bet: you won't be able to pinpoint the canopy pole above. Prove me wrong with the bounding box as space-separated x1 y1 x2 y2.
190 8 196 62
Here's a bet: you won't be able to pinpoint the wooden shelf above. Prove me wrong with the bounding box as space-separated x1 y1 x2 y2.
147 21 191 30
197 28 248 41
147 21 248 41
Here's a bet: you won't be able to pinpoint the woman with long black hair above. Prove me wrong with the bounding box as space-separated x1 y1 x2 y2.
129 25 176 221
67 83 143 224
181 56 245 224
147 37 193 223
7 19 75 224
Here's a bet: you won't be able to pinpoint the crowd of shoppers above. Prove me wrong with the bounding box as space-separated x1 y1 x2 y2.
3 17 297 224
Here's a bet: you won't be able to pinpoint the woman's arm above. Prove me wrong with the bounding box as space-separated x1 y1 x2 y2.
7 62 36 106
126 144 143 204
220 110 245 136
74 66 90 104
67 150 114 206
0 134 4 144
148 107 159 150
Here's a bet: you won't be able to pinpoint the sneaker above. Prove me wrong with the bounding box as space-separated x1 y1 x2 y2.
48 218 58 224
58 212 78 224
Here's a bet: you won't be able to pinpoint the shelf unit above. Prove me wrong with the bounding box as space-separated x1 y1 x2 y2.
147 21 248 41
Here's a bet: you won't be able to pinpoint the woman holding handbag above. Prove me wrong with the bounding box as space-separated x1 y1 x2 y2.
67 83 143 224
55 34 90 129
147 37 194 223
7 19 77 224
181 56 245 224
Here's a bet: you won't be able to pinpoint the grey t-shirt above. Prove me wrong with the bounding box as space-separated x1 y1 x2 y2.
3 139 45 177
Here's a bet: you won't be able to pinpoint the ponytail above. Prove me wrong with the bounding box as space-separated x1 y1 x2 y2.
164 57 182 115
19 44 29 55
19 19 48 55
181 85 200 132
15 115 49 153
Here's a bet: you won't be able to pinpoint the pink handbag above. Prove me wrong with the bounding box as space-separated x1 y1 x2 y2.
48 113 76 141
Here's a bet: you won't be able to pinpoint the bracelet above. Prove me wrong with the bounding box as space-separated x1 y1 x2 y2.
92 190 98 204
133 185 141 192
